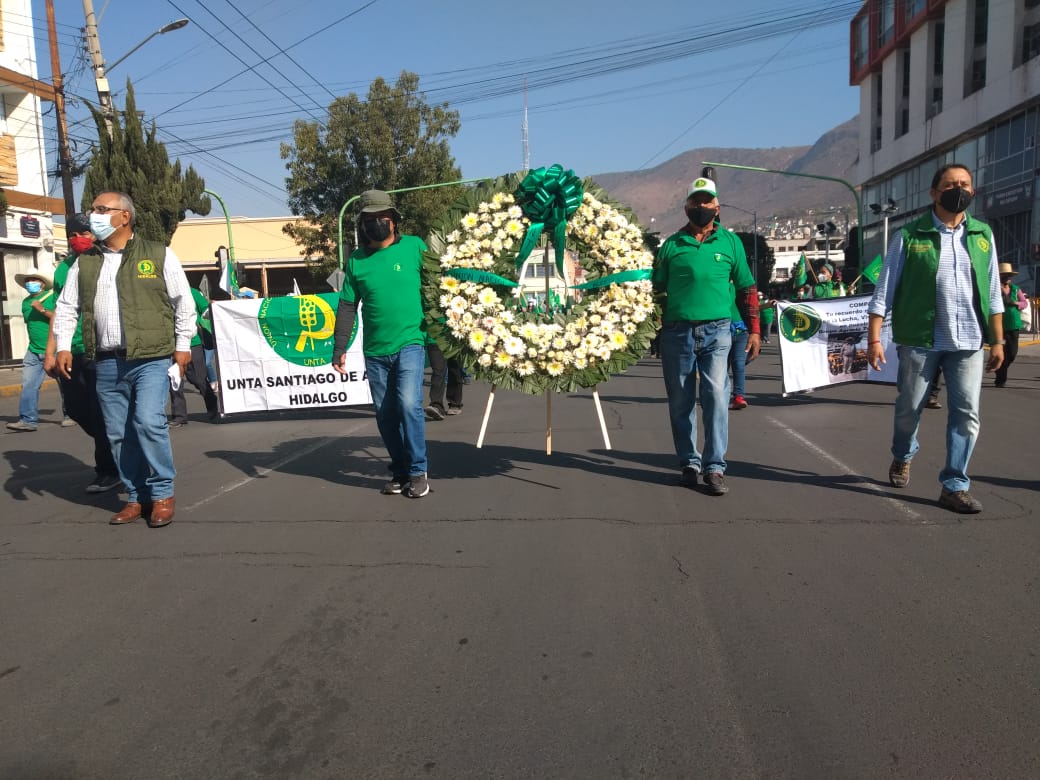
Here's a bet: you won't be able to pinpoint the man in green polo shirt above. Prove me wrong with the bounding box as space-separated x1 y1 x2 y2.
8 268 56 432
653 177 760 496
332 190 430 498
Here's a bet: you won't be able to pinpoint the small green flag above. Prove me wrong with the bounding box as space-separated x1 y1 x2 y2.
793 253 807 287
862 254 884 284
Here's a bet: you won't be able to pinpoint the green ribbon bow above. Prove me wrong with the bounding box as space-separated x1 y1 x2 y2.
514 164 584 276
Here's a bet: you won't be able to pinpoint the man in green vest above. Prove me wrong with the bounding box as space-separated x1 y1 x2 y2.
52 191 197 528
866 163 1004 514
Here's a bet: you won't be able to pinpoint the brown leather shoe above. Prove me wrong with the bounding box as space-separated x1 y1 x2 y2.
147 497 175 528
110 502 144 525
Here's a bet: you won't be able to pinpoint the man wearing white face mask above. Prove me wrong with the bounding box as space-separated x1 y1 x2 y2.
53 191 196 527
7 269 56 432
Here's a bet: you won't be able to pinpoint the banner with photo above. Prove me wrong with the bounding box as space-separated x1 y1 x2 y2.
212 294 371 414
776 295 899 394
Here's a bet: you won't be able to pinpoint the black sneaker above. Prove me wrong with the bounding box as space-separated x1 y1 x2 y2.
446 406 463 416
938 488 982 514
681 466 700 488
381 475 407 495
703 471 729 495
424 404 445 421
405 473 430 498
86 474 123 494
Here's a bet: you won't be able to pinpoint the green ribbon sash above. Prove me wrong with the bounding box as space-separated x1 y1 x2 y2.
569 269 651 291
445 268 519 287
514 164 584 276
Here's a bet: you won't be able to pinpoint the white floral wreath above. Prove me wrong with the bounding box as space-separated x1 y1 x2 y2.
422 173 658 394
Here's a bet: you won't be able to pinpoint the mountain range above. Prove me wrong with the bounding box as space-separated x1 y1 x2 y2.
592 117 860 236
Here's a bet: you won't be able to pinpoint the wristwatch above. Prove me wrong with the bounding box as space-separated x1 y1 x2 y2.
990 339 1005 346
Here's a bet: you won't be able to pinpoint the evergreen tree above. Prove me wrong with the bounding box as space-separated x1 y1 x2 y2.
82 80 210 244
281 71 462 277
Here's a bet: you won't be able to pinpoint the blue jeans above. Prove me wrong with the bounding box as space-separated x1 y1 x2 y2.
892 346 984 493
94 356 177 502
364 344 428 478
660 320 732 474
729 329 749 398
18 350 46 425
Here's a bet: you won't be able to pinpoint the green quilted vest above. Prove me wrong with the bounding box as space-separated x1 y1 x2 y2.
893 212 994 347
77 235 176 359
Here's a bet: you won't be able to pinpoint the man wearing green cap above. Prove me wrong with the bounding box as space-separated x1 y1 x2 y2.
333 190 430 498
653 176 760 496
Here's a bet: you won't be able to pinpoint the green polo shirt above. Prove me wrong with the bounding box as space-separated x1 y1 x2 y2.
53 256 84 355
22 289 56 353
653 224 755 322
340 234 428 356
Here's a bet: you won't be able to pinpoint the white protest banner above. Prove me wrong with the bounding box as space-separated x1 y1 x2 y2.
212 294 371 414
776 295 899 394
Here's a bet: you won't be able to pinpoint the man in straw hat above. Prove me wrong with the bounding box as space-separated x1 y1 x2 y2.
7 268 55 432
332 190 431 499
653 176 760 496
867 163 1004 514
995 261 1029 387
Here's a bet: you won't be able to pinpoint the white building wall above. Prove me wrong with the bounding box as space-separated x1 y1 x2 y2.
857 0 1040 188
0 0 56 360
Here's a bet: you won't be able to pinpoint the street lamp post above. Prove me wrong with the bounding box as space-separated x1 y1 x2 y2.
720 203 758 284
869 198 899 255
82 0 189 134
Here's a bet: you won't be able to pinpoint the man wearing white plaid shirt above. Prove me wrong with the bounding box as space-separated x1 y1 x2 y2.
54 191 196 528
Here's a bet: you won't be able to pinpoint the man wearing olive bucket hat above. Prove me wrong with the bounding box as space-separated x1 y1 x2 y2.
8 268 55 432
995 262 1029 387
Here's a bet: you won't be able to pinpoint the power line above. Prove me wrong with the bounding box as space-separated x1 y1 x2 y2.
151 0 381 122
221 0 338 103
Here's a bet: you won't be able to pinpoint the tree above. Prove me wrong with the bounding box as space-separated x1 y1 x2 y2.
281 71 463 277
82 80 210 244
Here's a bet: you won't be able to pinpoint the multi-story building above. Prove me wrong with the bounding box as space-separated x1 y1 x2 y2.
0 0 64 364
851 0 1040 296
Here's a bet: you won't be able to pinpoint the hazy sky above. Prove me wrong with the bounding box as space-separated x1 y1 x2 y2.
36 0 861 218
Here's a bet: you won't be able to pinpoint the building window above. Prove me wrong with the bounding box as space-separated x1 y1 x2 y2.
965 0 988 96
1022 0 1040 64
878 0 896 48
904 0 926 24
872 72 884 152
853 15 869 71
928 21 944 118
896 48 911 138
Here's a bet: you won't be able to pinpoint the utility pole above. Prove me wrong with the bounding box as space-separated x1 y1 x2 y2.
45 0 75 218
82 0 114 135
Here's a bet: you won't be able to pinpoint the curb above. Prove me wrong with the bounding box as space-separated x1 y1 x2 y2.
0 378 57 398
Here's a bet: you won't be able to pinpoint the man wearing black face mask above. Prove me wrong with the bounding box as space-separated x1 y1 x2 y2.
867 163 1004 514
653 177 760 496
332 190 431 499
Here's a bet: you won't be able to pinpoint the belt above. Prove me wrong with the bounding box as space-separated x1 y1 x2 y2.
95 349 127 360
670 318 728 327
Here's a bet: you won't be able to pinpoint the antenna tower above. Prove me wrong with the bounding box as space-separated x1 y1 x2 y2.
521 78 530 173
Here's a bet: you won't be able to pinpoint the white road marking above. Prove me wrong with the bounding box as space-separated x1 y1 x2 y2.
183 420 369 512
766 415 923 522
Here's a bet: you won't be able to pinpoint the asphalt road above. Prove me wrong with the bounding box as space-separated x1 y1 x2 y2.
2 343 1038 779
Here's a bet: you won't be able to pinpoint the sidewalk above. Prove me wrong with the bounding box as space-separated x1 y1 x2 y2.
0 365 56 398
